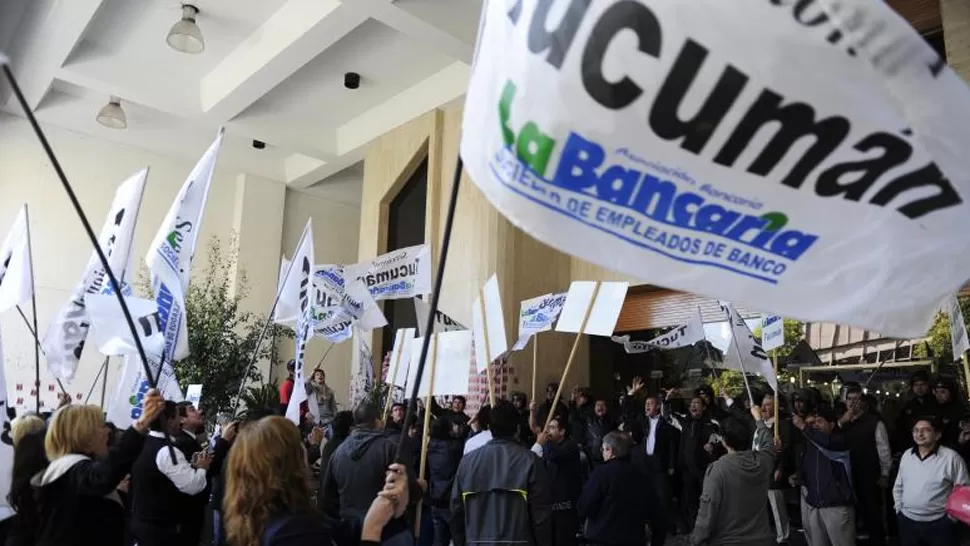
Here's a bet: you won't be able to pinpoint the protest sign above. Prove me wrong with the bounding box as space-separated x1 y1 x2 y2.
512 292 566 351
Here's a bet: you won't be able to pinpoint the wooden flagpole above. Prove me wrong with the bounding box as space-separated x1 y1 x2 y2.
544 282 600 431
414 334 438 537
477 290 496 407
383 333 406 421
772 351 779 441
531 335 538 404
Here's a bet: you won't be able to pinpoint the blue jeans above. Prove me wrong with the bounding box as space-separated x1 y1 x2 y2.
212 509 224 546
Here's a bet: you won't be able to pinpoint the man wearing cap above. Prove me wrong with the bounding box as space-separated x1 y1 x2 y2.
695 385 730 423
930 376 965 448
896 370 937 451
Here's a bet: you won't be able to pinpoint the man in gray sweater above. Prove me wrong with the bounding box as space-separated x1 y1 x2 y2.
690 404 776 546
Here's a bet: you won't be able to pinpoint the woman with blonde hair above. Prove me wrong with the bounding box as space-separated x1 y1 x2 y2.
223 415 332 546
9 414 44 447
29 389 164 546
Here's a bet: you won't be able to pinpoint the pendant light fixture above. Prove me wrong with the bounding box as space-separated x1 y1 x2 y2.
166 4 204 54
96 96 127 129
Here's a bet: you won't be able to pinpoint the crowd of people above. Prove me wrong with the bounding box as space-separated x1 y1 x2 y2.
0 363 966 546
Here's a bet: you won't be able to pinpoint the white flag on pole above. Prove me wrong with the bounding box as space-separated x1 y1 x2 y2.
611 307 705 353
85 294 165 361
414 298 467 337
721 302 778 393
460 0 970 338
284 221 316 425
512 292 566 351
43 169 147 381
146 131 223 386
0 205 32 313
945 296 970 358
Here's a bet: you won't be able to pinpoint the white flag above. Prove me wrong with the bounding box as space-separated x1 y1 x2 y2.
414 298 467 337
43 169 147 380
350 325 374 409
0 330 15 521
273 256 295 326
611 307 705 353
721 302 777 393
945 296 970 359
85 294 165 360
512 292 566 351
0 205 32 313
460 0 970 339
146 131 223 375
284 221 316 425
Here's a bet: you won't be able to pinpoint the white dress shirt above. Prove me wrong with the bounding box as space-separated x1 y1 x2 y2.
149 431 207 495
646 415 660 455
463 430 493 455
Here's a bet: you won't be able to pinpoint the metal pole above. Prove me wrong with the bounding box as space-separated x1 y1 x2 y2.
0 62 155 387
15 304 68 396
23 205 41 412
99 356 110 409
85 358 108 404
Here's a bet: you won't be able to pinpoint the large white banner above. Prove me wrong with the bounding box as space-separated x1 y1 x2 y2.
43 170 147 381
460 0 970 338
721 302 778 393
284 221 316 425
85 294 165 361
946 296 970 359
345 244 432 301
512 292 566 351
611 306 705 353
0 206 32 313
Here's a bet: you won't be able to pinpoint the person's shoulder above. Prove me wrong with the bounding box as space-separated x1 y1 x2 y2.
267 512 331 545
938 445 964 461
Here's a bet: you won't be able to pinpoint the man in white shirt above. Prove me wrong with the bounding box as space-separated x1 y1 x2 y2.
130 400 211 546
894 416 969 546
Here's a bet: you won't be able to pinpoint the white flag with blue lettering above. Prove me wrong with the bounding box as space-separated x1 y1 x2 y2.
284 221 316 425
146 131 223 385
43 169 147 381
461 0 970 338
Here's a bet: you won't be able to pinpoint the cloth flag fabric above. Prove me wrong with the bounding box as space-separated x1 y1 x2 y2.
284 221 316 425
512 292 566 351
350 325 374 409
946 296 970 359
84 294 165 361
0 205 32 313
414 297 467 336
43 169 147 381
721 302 778 393
460 0 970 338
611 307 705 353
344 244 432 301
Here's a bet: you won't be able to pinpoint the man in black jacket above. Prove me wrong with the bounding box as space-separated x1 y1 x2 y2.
534 414 583 546
583 400 615 466
896 370 936 451
323 401 421 546
173 401 207 546
662 391 718 533
577 431 652 546
452 400 552 546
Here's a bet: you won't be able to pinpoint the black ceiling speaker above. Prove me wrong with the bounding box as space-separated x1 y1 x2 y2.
344 72 361 90
252 140 266 150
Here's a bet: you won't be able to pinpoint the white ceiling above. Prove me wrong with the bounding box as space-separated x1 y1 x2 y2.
0 0 481 199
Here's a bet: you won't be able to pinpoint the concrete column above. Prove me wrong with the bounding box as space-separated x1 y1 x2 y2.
942 0 970 81
230 173 285 380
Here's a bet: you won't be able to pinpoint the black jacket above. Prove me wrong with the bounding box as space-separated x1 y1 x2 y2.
452 438 552 546
426 438 462 508
640 414 679 474
540 437 583 507
583 415 615 464
767 416 796 490
207 437 232 511
797 428 854 508
323 428 401 522
577 457 650 546
32 427 145 546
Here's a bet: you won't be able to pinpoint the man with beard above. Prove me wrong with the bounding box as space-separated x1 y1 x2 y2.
663 390 718 533
385 403 406 436
532 415 582 546
896 370 937 451
583 399 616 467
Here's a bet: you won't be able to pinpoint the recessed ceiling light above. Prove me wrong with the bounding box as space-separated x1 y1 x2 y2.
96 96 127 129
167 4 204 54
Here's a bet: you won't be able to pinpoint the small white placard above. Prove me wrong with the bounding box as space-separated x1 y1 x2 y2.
405 331 473 398
555 281 629 336
471 274 509 372
387 328 415 387
185 384 203 408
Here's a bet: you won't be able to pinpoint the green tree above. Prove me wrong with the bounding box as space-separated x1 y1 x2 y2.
141 236 293 422
914 295 969 363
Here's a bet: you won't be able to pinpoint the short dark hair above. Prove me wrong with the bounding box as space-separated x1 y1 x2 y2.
150 401 178 432
720 416 754 451
691 396 708 407
354 400 382 426
913 416 944 433
473 404 491 431
845 385 863 397
391 403 406 411
452 396 466 405
814 406 838 424
176 401 193 418
331 411 353 438
489 400 519 438
547 382 559 391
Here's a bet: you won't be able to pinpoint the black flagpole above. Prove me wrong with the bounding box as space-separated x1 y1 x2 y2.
395 157 463 461
0 61 156 387
23 204 41 412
